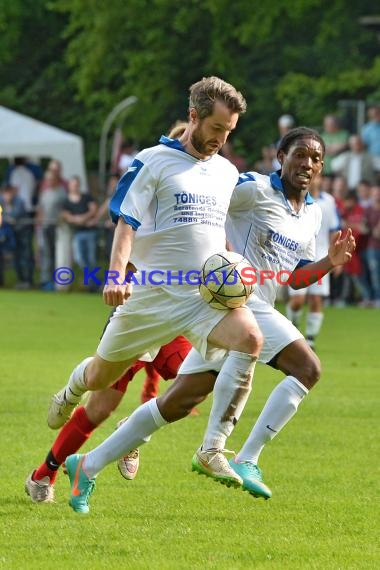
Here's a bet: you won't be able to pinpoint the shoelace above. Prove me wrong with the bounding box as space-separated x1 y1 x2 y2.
83 480 96 504
203 448 236 456
203 448 236 466
124 449 139 460
34 480 50 500
240 461 263 480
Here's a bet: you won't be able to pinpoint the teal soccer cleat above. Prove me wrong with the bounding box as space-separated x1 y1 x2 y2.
229 459 272 499
64 454 96 514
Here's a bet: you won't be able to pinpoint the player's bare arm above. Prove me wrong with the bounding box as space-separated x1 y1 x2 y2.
290 228 356 289
103 219 136 306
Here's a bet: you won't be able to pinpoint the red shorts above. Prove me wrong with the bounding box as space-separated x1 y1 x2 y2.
111 336 191 393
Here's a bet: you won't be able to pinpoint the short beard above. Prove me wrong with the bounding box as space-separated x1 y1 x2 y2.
191 131 207 155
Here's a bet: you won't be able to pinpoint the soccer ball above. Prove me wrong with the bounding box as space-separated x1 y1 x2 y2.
199 251 254 310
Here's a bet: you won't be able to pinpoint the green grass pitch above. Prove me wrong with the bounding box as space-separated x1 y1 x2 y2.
0 290 379 569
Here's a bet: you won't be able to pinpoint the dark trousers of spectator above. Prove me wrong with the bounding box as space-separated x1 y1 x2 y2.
329 271 344 305
367 248 380 302
358 250 373 301
14 222 35 285
40 224 56 285
0 247 5 286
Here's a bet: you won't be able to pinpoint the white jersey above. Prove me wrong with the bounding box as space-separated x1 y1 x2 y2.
110 136 239 276
226 171 322 306
313 191 341 258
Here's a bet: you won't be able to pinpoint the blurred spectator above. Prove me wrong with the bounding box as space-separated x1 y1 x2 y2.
363 184 380 307
0 219 14 286
356 179 373 208
361 104 380 175
0 184 27 289
331 175 349 214
117 139 138 175
61 176 98 290
7 156 38 287
338 191 372 306
7 156 41 209
278 114 295 137
220 140 247 172
330 134 377 190
319 174 335 196
254 145 274 175
36 170 67 290
329 175 349 303
41 159 69 191
271 114 296 170
321 114 349 176
95 173 119 261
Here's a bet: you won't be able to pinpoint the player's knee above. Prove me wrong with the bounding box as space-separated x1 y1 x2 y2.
86 361 116 390
236 327 264 355
298 354 321 389
158 391 206 422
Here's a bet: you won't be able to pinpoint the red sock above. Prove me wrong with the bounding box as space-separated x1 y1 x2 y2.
141 363 161 403
33 406 96 484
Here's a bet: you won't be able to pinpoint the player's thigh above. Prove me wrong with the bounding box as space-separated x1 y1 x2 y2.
84 387 124 425
251 298 303 364
207 306 262 351
86 354 135 390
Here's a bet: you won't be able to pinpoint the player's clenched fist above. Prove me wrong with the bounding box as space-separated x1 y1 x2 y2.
103 282 133 306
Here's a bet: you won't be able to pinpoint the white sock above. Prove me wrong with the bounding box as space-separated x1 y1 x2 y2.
306 312 324 338
84 398 167 478
286 304 302 328
202 350 257 451
236 376 308 464
64 357 93 403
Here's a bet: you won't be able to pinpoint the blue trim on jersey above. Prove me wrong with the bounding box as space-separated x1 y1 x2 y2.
270 171 314 204
109 158 144 228
335 209 343 231
237 172 257 185
159 135 186 152
295 259 313 269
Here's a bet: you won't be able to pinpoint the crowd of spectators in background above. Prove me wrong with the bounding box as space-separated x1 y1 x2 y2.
1 106 380 308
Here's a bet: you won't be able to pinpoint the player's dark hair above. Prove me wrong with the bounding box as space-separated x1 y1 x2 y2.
277 127 326 157
189 76 247 119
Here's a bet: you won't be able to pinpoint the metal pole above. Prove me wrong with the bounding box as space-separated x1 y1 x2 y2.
98 95 138 196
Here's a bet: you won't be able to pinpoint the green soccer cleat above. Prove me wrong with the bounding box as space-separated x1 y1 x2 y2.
191 447 243 488
229 459 272 499
63 454 96 514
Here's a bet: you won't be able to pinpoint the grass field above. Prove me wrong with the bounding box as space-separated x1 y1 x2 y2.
1 290 379 569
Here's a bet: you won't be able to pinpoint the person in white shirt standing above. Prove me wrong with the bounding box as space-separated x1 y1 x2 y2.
8 157 38 287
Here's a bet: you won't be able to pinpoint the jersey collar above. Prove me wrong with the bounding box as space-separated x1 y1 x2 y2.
159 135 186 152
270 171 314 204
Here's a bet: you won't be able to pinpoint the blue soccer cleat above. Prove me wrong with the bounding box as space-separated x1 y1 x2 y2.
64 454 96 514
229 458 272 499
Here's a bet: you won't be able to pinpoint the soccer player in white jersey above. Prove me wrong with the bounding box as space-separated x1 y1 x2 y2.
286 174 341 349
62 127 355 510
47 76 265 513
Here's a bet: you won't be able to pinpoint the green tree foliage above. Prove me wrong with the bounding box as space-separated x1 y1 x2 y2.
1 0 380 169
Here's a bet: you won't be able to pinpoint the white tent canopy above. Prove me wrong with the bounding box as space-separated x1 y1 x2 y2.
0 106 87 189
